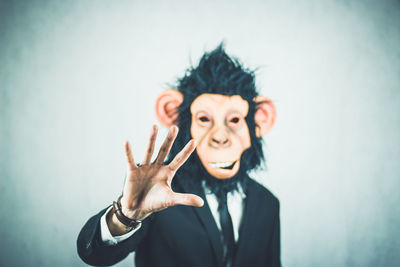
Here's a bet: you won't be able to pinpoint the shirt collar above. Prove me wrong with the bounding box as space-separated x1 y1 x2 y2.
202 180 246 199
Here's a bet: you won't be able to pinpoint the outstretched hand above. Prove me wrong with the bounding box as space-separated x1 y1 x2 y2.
120 125 204 221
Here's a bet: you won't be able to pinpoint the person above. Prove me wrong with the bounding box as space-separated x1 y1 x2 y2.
77 44 281 267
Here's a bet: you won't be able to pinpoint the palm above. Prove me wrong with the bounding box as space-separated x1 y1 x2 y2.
120 125 203 221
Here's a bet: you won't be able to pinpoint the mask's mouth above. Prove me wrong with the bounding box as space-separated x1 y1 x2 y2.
208 161 237 170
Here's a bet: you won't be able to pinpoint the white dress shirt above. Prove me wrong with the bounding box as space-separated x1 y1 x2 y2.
100 183 246 245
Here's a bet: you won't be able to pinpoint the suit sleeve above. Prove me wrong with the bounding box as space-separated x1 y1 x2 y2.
76 207 152 266
268 199 281 267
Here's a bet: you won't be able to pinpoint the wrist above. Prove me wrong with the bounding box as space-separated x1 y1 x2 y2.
106 208 134 236
112 196 143 229
121 206 148 221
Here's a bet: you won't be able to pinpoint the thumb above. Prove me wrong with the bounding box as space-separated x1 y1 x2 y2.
172 193 204 207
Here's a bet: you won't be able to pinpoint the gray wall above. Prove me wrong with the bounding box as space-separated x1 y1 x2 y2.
1 0 399 266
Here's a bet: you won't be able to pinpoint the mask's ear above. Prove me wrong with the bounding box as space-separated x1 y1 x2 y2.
155 89 183 128
254 96 277 137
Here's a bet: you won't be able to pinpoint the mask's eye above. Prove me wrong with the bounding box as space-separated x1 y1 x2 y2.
199 116 210 122
227 114 243 129
196 112 212 127
230 117 240 124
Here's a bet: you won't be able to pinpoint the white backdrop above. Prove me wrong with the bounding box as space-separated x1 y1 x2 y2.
1 0 399 266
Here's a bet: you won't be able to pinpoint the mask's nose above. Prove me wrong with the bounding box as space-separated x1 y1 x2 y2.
209 128 231 148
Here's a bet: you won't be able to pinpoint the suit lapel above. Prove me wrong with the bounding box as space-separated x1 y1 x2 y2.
181 182 223 267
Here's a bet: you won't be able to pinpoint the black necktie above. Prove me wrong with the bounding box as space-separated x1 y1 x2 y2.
218 192 236 267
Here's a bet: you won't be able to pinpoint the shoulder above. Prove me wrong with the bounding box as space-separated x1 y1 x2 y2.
246 177 280 208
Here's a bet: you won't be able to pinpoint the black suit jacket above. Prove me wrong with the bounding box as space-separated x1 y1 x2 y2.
77 177 281 267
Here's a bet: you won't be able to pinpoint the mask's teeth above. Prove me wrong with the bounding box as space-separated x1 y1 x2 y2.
209 161 234 168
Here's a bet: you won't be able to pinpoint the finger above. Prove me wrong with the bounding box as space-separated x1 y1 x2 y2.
155 126 178 164
172 192 204 207
168 139 196 172
125 141 138 170
142 125 158 165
